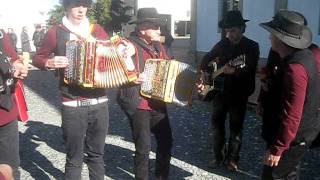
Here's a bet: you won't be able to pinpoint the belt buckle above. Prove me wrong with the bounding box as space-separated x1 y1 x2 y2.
79 99 92 107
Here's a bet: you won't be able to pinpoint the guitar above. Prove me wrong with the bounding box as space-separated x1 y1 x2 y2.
14 80 29 122
198 55 246 101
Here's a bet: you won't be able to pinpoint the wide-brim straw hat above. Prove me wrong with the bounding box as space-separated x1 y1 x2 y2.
260 9 312 49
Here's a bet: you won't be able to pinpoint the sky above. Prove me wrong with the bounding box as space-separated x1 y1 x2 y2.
0 0 58 48
0 0 58 27
138 0 191 20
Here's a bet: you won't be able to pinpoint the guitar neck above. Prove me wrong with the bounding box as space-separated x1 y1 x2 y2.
212 66 225 79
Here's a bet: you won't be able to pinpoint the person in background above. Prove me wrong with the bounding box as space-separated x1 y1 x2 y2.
20 26 31 53
259 9 320 179
32 24 45 51
0 29 28 180
7 28 17 51
117 7 173 180
197 10 259 171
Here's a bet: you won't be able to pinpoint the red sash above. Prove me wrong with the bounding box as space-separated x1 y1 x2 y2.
14 80 29 122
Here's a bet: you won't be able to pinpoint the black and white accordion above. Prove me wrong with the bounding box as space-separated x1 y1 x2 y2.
64 39 137 88
140 59 197 106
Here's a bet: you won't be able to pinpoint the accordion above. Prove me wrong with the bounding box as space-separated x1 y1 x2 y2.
140 59 197 106
65 39 137 88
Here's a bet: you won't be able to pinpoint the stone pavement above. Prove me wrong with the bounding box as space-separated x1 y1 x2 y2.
18 39 320 180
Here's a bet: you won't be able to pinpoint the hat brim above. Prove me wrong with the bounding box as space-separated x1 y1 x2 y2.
129 18 166 26
260 21 312 49
219 19 249 28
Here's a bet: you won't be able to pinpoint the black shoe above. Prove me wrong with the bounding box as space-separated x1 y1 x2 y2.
226 160 239 171
208 159 224 168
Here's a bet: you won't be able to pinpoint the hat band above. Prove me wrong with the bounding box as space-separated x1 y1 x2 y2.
274 26 301 39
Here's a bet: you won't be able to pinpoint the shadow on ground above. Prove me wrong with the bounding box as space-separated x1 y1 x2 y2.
20 68 320 179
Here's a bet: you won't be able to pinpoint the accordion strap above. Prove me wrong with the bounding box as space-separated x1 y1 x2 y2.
128 36 160 73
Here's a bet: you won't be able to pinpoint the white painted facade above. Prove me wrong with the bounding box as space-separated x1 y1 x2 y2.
195 0 320 58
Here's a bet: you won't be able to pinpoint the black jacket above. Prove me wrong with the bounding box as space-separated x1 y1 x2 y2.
201 36 260 101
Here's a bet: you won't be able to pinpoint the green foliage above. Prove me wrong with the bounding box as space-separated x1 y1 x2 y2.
47 5 64 27
46 0 132 33
90 0 112 30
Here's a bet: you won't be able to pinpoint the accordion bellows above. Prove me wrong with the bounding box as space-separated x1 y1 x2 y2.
140 59 197 106
65 39 137 88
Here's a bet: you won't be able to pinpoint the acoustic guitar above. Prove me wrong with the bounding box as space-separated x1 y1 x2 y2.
199 55 246 101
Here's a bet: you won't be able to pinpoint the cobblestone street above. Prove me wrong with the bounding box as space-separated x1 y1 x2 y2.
18 43 320 180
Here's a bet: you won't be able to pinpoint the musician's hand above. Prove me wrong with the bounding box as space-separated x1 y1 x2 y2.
197 83 205 93
121 41 136 57
223 64 235 74
196 71 206 92
263 150 281 167
12 60 28 79
45 56 69 69
133 73 145 84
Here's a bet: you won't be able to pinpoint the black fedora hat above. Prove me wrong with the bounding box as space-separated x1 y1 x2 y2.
130 7 166 25
62 0 92 9
260 9 312 49
219 10 249 28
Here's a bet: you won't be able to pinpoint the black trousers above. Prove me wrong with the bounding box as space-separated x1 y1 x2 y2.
211 94 248 162
0 119 20 180
128 109 173 180
61 102 109 180
262 143 308 180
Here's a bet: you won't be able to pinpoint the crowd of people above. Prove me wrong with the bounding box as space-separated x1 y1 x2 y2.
5 25 46 53
1 0 320 179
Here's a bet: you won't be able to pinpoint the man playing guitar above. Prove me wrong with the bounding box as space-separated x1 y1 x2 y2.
197 10 260 171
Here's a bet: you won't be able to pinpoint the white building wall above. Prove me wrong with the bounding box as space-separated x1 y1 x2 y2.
196 0 320 58
243 0 275 58
196 0 220 52
287 0 320 46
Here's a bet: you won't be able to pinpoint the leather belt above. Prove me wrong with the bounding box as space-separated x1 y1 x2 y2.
62 97 108 107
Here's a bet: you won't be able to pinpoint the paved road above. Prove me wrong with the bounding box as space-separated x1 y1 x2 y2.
18 67 320 180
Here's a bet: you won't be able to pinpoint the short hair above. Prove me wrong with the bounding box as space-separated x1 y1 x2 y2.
61 0 92 10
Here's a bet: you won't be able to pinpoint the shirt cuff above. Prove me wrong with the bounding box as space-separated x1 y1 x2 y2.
270 146 285 156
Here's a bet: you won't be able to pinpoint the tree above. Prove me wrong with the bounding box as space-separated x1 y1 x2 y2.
90 0 112 31
47 5 64 27
46 0 112 32
109 0 133 33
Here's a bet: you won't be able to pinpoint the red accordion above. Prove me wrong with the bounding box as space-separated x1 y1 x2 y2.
65 39 137 88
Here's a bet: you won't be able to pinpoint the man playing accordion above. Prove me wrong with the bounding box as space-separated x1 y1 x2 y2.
117 7 173 180
33 0 135 179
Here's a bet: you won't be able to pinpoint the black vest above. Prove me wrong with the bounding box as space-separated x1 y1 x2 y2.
55 26 107 99
284 49 320 144
0 30 14 111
